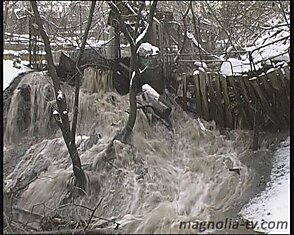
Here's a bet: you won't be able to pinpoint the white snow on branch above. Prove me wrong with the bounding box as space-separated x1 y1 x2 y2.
136 42 160 57
187 32 207 53
130 71 136 88
57 89 64 101
135 24 149 44
124 2 137 15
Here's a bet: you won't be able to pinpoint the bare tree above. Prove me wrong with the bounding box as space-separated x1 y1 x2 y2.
31 0 96 192
107 0 158 142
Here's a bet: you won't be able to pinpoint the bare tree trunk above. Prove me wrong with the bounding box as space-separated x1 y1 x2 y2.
174 2 191 63
108 1 157 142
31 1 87 191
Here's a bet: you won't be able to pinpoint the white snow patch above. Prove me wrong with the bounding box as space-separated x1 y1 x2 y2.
3 60 32 90
194 61 207 69
220 58 262 76
53 110 59 115
57 90 64 101
193 70 199 76
240 137 290 234
137 42 160 57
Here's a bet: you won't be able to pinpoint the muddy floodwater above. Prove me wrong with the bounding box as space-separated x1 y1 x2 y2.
3 72 289 234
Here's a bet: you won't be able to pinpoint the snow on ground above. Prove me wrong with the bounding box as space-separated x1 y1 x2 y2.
240 137 290 234
3 60 32 90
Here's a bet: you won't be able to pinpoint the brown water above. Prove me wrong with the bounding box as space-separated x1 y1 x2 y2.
4 71 273 234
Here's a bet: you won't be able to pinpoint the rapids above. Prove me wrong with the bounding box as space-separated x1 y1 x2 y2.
3 71 288 234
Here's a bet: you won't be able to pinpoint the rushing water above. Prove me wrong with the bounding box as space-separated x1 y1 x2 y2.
3 71 289 234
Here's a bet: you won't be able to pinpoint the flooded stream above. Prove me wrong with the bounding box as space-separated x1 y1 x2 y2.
3 72 289 234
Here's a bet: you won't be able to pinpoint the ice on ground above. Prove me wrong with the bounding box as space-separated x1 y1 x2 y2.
3 60 32 90
240 137 290 234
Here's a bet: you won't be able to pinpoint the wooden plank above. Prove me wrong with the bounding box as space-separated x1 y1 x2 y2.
282 64 290 80
264 68 288 120
274 68 290 125
206 72 217 123
227 76 250 129
219 73 233 128
242 75 261 129
249 77 284 127
199 70 210 121
214 72 225 127
266 68 281 91
281 66 290 91
276 67 290 99
193 72 202 117
258 72 275 103
242 74 259 106
237 74 255 129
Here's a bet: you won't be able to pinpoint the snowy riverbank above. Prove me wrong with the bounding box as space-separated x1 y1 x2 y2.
240 136 290 234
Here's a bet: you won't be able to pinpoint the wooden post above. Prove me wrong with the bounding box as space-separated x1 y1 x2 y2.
219 73 233 128
206 72 217 123
282 64 290 80
28 15 32 66
199 70 210 121
252 101 260 151
249 77 283 127
258 72 275 102
114 23 121 60
193 72 202 118
274 68 290 125
214 72 225 127
265 68 280 90
227 76 250 129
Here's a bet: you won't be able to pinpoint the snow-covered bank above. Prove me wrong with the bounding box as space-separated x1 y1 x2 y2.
241 137 290 234
3 59 32 90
